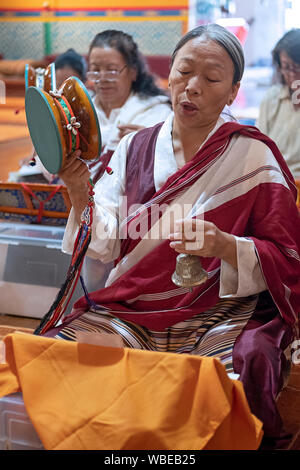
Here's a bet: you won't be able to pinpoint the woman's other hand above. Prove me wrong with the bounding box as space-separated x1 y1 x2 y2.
58 149 91 223
168 218 238 270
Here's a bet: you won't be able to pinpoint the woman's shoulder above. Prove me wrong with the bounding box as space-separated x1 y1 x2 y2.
260 83 286 105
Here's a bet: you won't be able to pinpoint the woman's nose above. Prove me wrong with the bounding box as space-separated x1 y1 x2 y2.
185 76 202 95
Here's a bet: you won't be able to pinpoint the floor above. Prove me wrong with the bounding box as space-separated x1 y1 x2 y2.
0 313 40 332
1 82 300 451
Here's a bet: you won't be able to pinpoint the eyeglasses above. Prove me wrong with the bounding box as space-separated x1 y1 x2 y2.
86 65 127 83
280 64 300 75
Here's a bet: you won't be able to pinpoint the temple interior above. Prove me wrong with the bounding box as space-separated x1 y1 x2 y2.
0 0 299 453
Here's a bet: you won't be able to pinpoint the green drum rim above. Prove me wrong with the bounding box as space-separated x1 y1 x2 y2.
25 64 29 90
25 86 63 174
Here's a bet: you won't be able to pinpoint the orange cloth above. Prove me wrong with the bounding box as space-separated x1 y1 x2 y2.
0 333 263 450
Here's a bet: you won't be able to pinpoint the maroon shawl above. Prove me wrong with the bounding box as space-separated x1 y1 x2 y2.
68 122 300 331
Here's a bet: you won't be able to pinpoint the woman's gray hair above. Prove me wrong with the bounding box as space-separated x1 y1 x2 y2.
171 23 245 84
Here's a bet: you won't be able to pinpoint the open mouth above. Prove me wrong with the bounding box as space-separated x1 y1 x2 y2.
180 101 199 112
99 87 115 93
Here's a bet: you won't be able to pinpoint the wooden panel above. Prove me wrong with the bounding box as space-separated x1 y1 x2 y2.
0 0 188 9
0 95 31 181
0 137 32 181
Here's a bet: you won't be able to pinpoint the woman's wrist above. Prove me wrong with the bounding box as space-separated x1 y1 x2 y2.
67 186 89 224
217 232 238 270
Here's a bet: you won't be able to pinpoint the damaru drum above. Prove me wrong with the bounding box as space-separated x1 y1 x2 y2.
25 76 101 174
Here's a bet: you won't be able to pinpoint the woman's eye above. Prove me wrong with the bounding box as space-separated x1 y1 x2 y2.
178 69 190 75
206 78 220 83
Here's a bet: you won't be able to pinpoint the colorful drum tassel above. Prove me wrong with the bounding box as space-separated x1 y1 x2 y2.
34 179 95 335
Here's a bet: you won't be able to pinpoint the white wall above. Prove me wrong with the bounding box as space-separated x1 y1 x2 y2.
234 0 286 66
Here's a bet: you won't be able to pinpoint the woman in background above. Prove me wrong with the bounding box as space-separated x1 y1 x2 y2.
86 29 172 184
81 30 172 292
54 48 87 88
256 29 300 179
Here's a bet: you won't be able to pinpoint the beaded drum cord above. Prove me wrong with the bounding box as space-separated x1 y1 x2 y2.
34 179 95 335
34 89 99 336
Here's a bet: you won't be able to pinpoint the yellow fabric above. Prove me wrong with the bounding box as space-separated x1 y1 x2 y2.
0 333 263 450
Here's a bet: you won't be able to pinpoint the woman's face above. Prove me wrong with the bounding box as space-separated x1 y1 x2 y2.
89 46 137 110
279 50 300 90
55 66 82 88
169 37 240 131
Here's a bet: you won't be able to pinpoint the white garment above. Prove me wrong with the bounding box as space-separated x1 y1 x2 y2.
256 84 300 179
62 112 282 298
93 92 171 152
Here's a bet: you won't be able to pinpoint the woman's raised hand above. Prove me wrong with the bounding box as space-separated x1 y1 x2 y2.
58 150 90 190
58 149 92 223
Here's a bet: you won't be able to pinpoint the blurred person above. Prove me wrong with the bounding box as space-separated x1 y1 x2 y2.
86 29 172 184
256 29 300 179
54 48 87 89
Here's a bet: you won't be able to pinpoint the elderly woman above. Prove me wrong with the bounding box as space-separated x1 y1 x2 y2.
257 28 300 179
39 24 300 450
86 29 172 184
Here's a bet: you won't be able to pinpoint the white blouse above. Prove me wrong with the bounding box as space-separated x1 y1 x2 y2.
93 92 172 153
256 84 300 179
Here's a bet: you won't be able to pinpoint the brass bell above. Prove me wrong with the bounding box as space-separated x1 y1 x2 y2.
172 253 208 289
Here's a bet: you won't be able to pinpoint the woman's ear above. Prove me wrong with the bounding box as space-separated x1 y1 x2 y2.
227 81 240 106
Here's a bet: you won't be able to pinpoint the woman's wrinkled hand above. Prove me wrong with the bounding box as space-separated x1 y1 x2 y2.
58 149 91 192
117 124 144 139
58 150 92 222
168 218 238 269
